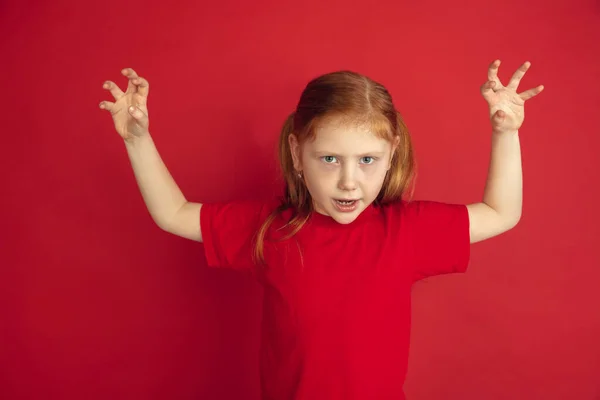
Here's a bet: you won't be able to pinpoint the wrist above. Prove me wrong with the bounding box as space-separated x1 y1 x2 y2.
492 129 519 137
124 131 152 148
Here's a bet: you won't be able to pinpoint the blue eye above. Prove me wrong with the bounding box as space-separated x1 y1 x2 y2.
361 157 374 164
322 156 337 163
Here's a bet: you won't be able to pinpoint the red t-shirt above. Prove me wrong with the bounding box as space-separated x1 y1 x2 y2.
200 199 470 400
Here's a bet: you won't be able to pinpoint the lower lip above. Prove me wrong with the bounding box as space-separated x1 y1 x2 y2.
333 199 359 213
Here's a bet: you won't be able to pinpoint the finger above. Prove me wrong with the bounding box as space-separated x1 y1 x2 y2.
99 100 115 112
487 59 503 89
480 80 497 101
491 109 506 131
132 76 150 98
122 68 140 93
520 84 544 101
507 61 530 90
102 80 125 100
128 105 148 124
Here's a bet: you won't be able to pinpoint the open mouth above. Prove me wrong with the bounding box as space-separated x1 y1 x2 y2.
332 198 360 213
335 199 357 206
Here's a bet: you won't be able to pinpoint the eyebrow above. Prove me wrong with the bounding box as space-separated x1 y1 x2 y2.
313 151 386 157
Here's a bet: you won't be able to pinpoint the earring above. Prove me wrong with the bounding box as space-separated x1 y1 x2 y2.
297 171 303 179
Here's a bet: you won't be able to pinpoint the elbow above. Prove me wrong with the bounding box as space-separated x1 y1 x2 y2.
490 206 521 235
504 212 521 231
155 212 180 234
487 203 522 232
153 201 193 237
154 217 172 233
152 210 178 234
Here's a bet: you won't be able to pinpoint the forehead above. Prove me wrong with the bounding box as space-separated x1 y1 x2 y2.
307 117 391 154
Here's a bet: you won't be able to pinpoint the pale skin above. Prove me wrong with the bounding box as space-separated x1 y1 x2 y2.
289 120 399 225
99 68 204 242
465 60 544 243
99 60 543 245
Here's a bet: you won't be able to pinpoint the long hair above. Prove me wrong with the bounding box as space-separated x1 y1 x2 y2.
253 70 416 265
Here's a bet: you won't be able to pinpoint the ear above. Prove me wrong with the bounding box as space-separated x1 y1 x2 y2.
288 133 303 171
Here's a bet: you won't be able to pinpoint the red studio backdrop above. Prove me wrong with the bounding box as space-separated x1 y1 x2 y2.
1 0 599 399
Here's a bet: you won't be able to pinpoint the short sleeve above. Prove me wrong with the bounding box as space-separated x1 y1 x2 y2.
200 200 272 272
403 200 471 281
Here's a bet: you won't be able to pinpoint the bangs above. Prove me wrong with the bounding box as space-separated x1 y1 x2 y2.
305 111 395 142
364 112 394 141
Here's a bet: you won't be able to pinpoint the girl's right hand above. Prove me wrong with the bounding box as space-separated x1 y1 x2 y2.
99 68 150 141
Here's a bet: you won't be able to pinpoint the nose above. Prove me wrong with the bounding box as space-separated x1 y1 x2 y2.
337 164 357 191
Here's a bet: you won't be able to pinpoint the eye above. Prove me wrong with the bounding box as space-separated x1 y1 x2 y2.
322 156 337 163
360 156 375 164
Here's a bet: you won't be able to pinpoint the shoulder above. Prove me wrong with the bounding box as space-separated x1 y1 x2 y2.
199 197 288 269
200 197 284 236
399 199 467 215
380 199 469 227
202 197 280 218
378 200 471 279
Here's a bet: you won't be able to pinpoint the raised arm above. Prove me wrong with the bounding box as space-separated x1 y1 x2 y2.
467 60 544 244
99 68 203 242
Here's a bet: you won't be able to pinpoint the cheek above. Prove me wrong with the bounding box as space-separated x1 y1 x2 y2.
306 170 334 190
302 165 331 193
361 164 388 180
305 159 337 180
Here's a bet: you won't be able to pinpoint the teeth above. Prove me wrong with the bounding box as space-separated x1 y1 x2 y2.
336 200 355 205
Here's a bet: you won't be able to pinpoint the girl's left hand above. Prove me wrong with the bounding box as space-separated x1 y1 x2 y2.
481 60 544 135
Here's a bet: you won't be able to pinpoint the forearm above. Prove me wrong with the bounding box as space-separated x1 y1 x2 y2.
125 133 187 230
481 130 522 226
466 59 542 243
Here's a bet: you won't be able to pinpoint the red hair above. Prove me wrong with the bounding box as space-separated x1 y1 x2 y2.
254 70 416 265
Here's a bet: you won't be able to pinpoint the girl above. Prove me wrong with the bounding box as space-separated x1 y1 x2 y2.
99 60 543 400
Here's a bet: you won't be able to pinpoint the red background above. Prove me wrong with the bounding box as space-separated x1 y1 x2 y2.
2 0 599 399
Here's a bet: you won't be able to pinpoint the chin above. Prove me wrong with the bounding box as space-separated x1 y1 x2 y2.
332 214 359 224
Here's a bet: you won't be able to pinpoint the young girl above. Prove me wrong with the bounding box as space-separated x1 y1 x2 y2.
99 60 543 399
